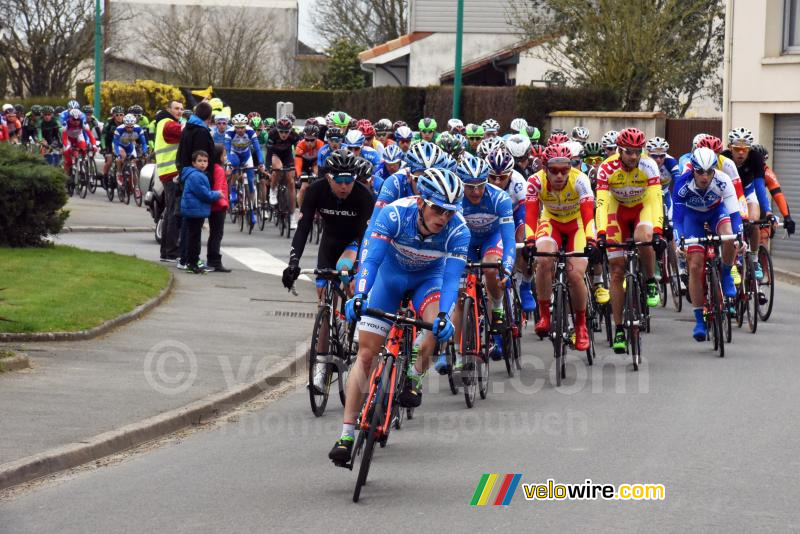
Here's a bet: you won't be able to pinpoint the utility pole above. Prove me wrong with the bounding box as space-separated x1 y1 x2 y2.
452 0 464 119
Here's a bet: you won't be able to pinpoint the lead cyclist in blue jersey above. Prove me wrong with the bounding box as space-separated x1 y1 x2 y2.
672 147 743 342
329 169 469 465
224 113 265 196
437 154 516 373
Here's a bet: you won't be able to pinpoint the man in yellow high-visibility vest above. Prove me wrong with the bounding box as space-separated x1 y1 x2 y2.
155 100 184 261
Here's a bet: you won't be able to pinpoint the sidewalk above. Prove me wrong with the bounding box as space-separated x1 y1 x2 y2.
0 266 318 468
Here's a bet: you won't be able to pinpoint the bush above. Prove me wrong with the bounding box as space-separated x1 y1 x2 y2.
4 96 72 111
333 87 427 123
0 144 68 247
84 80 185 118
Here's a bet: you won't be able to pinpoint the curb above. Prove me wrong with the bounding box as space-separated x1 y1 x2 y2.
0 353 30 372
0 342 309 491
774 267 800 286
0 273 175 343
61 226 154 234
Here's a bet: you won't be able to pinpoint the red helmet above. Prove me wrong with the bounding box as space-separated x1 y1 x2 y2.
356 118 372 130
543 144 573 164
547 133 569 146
530 143 546 160
247 111 260 120
697 135 723 155
392 120 407 132
358 121 376 137
616 127 646 149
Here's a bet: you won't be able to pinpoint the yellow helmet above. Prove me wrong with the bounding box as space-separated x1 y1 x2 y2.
209 97 223 112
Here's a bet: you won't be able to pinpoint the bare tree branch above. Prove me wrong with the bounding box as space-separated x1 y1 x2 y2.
312 0 407 48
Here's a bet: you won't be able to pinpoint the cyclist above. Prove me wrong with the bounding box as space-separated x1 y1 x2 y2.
317 127 344 172
59 100 83 126
372 144 405 194
266 116 300 227
39 106 62 165
212 115 229 145
343 129 382 175
547 132 570 147
672 147 742 341
394 125 414 154
476 137 505 159
447 118 466 135
482 118 500 139
720 127 772 279
582 142 604 189
678 133 710 171
600 130 618 158
21 105 42 146
571 126 590 145
3 105 22 143
507 133 534 179
294 123 324 206
646 137 680 225
525 144 597 351
506 117 528 138
329 111 350 133
83 105 102 142
414 117 439 144
522 125 542 144
373 118 393 147
751 144 795 236
357 120 384 155
101 107 125 186
225 113 265 226
436 131 465 162
112 113 147 179
465 123 484 155
330 169 468 464
62 109 97 177
595 127 664 353
530 143 547 174
448 153 517 367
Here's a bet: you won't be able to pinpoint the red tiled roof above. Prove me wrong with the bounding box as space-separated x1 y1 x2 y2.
358 32 434 62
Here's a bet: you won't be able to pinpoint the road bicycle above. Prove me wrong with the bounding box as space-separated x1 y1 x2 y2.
347 306 438 502
274 168 293 239
117 155 142 206
459 262 493 407
752 218 784 322
299 268 357 417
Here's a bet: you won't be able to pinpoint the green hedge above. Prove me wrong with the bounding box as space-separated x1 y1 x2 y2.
4 97 72 111
0 144 68 247
181 87 337 119
333 87 427 124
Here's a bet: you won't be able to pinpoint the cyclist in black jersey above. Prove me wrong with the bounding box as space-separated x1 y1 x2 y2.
282 149 375 300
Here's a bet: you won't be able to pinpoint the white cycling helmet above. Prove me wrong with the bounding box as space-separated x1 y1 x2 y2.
476 136 505 159
447 118 464 132
509 118 528 133
728 127 754 146
68 108 83 120
600 130 618 149
481 118 500 133
394 125 414 142
646 137 670 152
123 113 137 126
231 114 248 127
571 126 590 143
505 134 532 159
690 147 717 172
692 133 709 149
2 103 13 113
214 114 229 124
564 140 584 159
344 128 365 148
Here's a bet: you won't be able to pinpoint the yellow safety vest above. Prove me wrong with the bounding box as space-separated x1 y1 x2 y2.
155 118 178 178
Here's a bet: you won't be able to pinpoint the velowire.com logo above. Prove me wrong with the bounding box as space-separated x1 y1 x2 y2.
470 474 522 506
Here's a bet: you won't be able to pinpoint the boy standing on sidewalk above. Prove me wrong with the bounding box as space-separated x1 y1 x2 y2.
180 150 221 274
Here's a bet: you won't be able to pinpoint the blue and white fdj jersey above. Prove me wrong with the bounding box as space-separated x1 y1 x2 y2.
368 168 416 225
113 124 147 156
672 169 743 242
461 184 516 272
224 126 264 165
354 197 470 328
501 170 527 229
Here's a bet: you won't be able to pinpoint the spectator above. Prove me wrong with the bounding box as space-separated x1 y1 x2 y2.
155 100 184 262
207 143 231 272
177 101 216 177
180 150 221 274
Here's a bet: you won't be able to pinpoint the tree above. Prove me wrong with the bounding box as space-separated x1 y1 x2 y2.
509 0 725 116
146 7 290 87
323 38 370 90
313 0 407 49
0 0 95 97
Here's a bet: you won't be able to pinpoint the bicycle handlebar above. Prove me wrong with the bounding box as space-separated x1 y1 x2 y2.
364 307 436 331
464 261 512 278
601 240 656 249
299 268 357 277
681 234 739 246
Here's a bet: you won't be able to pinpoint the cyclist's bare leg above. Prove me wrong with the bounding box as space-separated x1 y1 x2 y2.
534 239 557 301
413 302 442 374
102 154 113 177
115 148 127 178
343 330 385 424
288 170 297 212
687 251 705 306
748 201 761 251
482 252 503 308
567 258 589 310
634 223 655 278
270 156 282 201
609 257 626 325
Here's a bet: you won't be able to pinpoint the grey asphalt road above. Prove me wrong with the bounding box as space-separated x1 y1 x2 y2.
2 276 799 532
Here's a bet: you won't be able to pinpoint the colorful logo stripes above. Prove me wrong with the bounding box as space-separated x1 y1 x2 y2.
470 474 522 505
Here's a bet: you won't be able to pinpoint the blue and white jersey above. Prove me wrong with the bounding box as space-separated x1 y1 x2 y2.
359 145 383 173
362 197 470 275
658 154 681 189
317 143 335 168
672 169 742 237
112 124 147 154
224 126 263 165
461 184 514 240
500 170 527 228
212 129 227 145
59 110 86 126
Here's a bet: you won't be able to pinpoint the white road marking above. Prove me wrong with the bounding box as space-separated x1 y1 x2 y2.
221 247 310 281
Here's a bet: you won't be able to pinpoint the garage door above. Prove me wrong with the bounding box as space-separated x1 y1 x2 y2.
772 115 800 261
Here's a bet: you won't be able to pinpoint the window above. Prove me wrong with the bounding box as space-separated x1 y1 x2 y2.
786 0 800 52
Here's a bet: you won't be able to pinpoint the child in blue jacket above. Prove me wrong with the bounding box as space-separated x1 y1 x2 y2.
180 150 222 274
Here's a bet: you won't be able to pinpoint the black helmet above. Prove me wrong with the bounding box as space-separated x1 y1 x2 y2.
751 143 769 161
326 148 357 174
111 106 125 115
353 157 374 181
82 105 94 114
325 127 343 142
14 104 25 114
54 106 65 114
128 105 143 115
302 124 320 138
30 105 43 115
41 105 54 114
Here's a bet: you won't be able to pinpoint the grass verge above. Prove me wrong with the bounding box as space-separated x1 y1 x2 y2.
0 245 169 333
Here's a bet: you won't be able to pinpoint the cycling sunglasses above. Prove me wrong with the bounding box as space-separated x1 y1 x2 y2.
332 173 355 184
463 181 488 191
584 156 603 165
423 199 456 216
547 165 571 176
694 167 714 175
618 147 642 156
731 145 750 154
419 128 436 134
488 172 511 181
649 153 667 159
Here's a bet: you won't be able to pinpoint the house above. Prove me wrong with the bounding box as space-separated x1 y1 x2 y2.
724 0 800 259
358 0 556 87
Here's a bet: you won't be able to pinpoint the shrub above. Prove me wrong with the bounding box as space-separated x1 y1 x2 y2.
184 87 337 119
0 144 68 247
84 80 184 118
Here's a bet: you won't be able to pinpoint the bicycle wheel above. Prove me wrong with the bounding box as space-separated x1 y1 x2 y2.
667 244 682 312
501 287 514 378
133 168 142 207
105 173 115 202
745 254 758 334
511 282 523 371
118 171 128 204
338 319 356 407
67 167 76 196
247 199 255 235
461 296 478 408
353 356 391 503
239 196 245 232
708 266 724 357
446 341 458 395
258 199 266 231
477 294 491 399
308 305 333 416
552 284 566 386
757 245 774 322
657 252 668 308
625 274 641 371
78 160 88 198
87 157 98 194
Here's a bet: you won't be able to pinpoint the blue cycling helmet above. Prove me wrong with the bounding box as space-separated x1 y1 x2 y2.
382 143 404 164
456 153 490 184
67 100 80 110
417 168 464 211
406 141 443 173
690 147 717 173
485 146 514 174
394 125 414 142
344 129 365 148
434 148 453 170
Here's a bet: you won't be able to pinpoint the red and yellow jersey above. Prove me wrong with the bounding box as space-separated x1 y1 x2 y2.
595 154 662 234
525 167 595 241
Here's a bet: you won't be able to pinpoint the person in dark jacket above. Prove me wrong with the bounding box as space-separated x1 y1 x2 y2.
180 150 222 274
176 101 217 177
